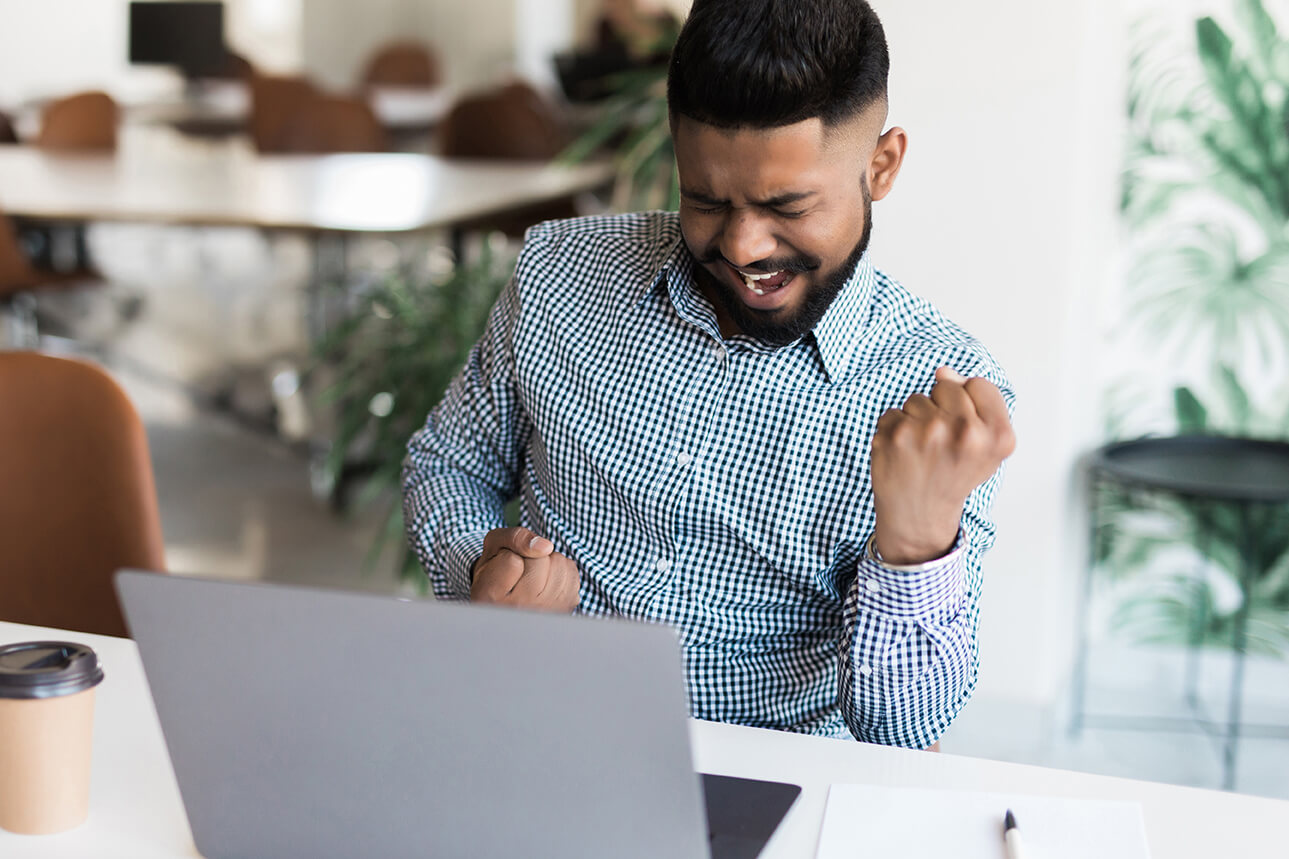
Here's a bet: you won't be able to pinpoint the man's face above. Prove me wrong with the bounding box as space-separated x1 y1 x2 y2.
673 112 902 346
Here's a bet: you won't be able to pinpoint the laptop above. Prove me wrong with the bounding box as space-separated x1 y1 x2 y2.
115 571 800 859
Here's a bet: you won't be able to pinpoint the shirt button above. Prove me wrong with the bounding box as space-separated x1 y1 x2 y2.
676 452 693 467
865 578 882 593
655 558 672 572
858 663 874 677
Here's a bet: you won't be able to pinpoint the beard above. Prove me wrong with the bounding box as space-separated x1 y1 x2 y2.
694 179 873 348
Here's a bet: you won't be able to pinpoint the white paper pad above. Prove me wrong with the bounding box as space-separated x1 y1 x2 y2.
816 784 1152 859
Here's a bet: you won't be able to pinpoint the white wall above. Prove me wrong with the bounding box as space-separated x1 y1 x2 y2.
0 0 302 107
516 0 575 91
296 0 519 93
410 0 516 90
875 0 1124 719
0 0 137 106
299 0 417 90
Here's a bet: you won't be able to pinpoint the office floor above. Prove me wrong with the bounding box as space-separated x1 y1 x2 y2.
54 221 1289 803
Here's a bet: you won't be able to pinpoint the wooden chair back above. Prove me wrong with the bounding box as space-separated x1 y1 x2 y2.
249 74 319 153
35 91 118 152
440 83 578 235
362 42 440 88
0 352 166 637
439 82 570 161
277 95 388 153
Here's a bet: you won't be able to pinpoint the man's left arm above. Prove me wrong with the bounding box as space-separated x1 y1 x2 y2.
840 366 1016 748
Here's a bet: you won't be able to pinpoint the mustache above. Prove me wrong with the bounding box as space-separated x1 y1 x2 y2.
695 251 820 275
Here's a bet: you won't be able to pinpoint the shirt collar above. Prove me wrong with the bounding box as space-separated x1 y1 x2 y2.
631 229 879 385
630 226 690 307
807 251 878 384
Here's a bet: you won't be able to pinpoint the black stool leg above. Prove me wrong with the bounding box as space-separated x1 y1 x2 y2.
1221 502 1258 791
1069 470 1101 738
1185 500 1215 711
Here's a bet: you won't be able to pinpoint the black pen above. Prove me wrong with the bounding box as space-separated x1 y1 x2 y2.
1003 809 1026 859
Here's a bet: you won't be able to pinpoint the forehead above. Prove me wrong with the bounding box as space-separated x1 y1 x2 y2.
672 115 869 195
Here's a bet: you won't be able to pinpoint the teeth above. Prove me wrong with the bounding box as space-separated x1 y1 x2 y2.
740 270 781 296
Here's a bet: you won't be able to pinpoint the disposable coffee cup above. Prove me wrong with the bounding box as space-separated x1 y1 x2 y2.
0 641 104 835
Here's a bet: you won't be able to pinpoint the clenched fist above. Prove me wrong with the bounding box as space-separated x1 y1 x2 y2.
471 527 581 613
870 366 1016 565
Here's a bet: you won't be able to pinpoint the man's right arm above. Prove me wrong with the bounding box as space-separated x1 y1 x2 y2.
402 275 530 601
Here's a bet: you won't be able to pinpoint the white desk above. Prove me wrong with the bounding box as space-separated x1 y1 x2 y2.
0 142 612 234
1 619 1285 858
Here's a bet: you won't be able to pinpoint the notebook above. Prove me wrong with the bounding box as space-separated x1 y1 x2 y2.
816 784 1152 858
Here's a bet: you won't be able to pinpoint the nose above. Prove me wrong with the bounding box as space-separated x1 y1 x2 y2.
718 209 777 269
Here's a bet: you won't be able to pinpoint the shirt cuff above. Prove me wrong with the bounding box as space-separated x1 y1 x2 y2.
853 530 967 620
444 529 489 600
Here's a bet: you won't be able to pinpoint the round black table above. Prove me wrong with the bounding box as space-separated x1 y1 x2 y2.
1069 436 1289 791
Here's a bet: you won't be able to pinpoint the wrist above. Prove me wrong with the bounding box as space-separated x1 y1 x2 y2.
872 522 960 566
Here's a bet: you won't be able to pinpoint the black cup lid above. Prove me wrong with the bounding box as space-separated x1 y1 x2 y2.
0 641 104 699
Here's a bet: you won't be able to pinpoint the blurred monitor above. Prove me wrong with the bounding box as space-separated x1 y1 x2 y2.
129 2 227 79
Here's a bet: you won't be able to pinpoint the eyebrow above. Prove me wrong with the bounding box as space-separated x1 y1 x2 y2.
680 189 818 208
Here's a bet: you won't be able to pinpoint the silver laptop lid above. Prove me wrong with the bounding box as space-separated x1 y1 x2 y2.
116 571 709 859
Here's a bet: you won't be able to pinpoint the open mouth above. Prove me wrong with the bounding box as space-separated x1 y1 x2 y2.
728 263 795 297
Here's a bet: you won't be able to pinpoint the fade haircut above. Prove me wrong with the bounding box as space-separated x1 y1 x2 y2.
666 0 889 130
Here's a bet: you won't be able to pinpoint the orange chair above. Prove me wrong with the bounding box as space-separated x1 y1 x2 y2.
35 91 118 152
440 82 577 235
0 352 165 638
249 74 319 153
277 95 388 154
440 82 570 161
362 41 440 88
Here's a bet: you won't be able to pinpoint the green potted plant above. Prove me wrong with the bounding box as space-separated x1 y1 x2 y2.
559 20 681 211
1096 0 1289 652
312 239 515 588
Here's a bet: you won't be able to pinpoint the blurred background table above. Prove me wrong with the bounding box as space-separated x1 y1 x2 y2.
0 140 610 234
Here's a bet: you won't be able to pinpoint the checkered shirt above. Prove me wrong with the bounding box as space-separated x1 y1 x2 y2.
403 211 1014 748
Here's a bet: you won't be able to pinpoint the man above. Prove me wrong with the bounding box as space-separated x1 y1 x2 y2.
404 0 1015 749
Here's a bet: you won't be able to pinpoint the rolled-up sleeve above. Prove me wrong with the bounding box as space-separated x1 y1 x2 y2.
839 369 1014 748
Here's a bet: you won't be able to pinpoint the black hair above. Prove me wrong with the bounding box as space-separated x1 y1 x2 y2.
666 0 889 129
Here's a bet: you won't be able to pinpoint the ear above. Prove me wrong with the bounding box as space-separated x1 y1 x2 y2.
867 126 908 201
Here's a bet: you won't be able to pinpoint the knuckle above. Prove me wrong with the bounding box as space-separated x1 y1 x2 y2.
924 418 951 446
997 425 1018 457
889 421 915 448
955 419 984 451
500 549 523 570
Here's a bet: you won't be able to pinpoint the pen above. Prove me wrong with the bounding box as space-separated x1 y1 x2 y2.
1003 809 1026 859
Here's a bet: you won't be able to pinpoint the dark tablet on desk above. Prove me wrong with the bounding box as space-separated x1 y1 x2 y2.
704 773 802 859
